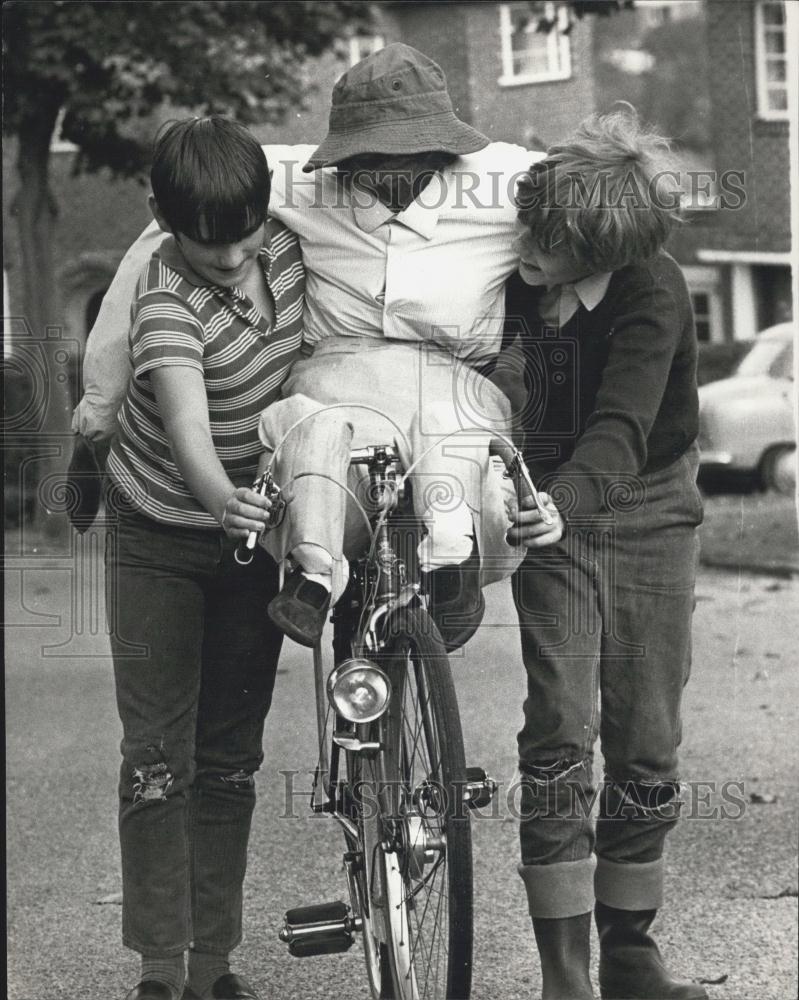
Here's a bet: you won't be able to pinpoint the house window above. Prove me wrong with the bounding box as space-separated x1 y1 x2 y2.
691 292 714 343
755 1 789 120
349 35 384 67
499 2 571 87
684 266 724 343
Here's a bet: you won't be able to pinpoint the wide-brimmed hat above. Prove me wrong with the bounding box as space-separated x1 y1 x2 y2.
302 43 489 172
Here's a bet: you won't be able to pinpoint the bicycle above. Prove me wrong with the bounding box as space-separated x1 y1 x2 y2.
239 418 549 1000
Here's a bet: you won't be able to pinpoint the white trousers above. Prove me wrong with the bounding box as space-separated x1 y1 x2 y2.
258 338 524 602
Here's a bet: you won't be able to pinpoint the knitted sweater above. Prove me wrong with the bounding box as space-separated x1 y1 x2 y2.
503 251 699 517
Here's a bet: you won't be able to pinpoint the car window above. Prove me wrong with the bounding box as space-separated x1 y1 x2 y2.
736 338 791 377
769 342 794 380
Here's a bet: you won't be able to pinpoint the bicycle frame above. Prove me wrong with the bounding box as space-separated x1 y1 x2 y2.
306 434 548 813
309 443 416 816
276 424 544 996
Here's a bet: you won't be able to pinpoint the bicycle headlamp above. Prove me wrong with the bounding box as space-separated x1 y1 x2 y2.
326 659 391 723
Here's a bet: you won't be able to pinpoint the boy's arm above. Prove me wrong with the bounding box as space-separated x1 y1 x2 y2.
549 274 686 518
150 366 272 537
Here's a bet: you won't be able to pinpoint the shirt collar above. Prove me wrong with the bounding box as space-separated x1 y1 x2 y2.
351 186 394 234
351 171 445 241
571 271 612 311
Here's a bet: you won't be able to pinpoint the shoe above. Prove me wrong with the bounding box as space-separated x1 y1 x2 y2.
425 539 484 652
208 973 260 999
267 567 330 647
595 902 708 999
124 982 178 1000
532 913 594 999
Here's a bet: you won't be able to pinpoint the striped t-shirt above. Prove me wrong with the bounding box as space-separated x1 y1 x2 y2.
107 218 304 527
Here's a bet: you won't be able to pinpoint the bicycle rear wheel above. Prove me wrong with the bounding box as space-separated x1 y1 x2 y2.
375 607 473 1000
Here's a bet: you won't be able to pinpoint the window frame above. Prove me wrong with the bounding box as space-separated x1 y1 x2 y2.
498 2 572 88
684 265 724 344
754 0 789 121
349 34 385 68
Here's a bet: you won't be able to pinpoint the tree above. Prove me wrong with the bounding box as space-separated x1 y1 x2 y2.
2 0 372 533
593 11 711 152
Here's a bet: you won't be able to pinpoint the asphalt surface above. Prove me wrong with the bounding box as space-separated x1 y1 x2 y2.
5 545 798 1000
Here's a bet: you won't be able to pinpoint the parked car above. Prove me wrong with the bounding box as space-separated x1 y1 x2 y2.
697 323 796 494
696 340 753 387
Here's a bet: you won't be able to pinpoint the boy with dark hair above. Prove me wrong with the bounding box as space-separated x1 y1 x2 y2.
106 116 304 1000
506 110 707 1000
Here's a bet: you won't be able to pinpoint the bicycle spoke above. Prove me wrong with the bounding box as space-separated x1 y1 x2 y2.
410 874 446 999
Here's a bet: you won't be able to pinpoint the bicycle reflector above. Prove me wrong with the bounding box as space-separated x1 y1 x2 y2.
326 659 391 723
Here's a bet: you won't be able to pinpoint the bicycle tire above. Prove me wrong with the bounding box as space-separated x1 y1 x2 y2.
343 753 393 999
374 606 474 1000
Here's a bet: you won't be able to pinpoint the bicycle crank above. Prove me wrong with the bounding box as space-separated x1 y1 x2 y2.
279 900 361 957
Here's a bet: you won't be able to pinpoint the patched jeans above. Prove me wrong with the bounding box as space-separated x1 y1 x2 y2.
105 510 283 956
512 447 703 918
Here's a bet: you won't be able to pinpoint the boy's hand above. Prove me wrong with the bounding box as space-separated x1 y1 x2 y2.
220 486 273 540
506 492 564 548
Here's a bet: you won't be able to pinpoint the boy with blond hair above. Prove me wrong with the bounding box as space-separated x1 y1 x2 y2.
506 111 707 1000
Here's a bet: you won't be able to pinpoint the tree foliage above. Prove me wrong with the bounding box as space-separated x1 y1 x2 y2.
4 0 373 176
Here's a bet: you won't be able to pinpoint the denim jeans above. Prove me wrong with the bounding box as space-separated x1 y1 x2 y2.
512 447 703 918
105 510 283 956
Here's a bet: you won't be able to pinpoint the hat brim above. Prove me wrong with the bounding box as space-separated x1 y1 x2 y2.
302 113 490 172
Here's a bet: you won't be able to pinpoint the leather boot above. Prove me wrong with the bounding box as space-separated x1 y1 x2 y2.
532 912 594 999
595 902 707 999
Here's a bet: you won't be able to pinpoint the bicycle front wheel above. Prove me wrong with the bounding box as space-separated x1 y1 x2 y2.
376 607 473 1000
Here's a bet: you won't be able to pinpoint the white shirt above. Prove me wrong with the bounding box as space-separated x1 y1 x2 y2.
266 142 536 362
74 141 539 439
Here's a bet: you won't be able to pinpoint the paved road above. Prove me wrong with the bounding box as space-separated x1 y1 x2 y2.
5 547 798 1000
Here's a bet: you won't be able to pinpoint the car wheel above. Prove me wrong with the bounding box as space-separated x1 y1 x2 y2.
760 444 797 495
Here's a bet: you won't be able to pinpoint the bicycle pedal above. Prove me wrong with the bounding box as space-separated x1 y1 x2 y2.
279 900 360 957
463 766 498 809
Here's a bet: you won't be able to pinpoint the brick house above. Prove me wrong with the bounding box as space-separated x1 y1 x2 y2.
373 1 596 147
3 0 597 403
3 0 792 387
375 0 794 343
669 0 792 343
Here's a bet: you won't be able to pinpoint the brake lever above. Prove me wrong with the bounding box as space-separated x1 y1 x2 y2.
503 450 555 526
234 469 287 565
